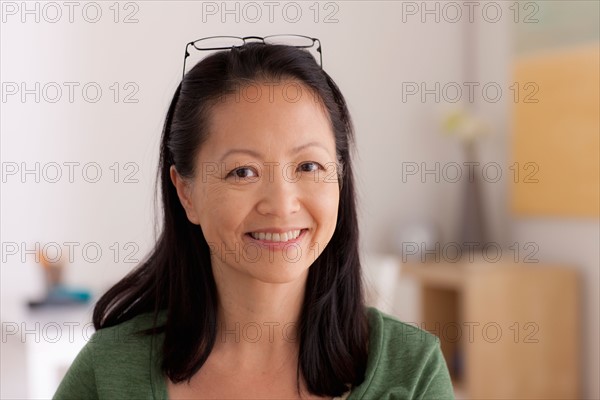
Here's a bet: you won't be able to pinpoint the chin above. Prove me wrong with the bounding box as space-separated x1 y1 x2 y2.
242 260 312 285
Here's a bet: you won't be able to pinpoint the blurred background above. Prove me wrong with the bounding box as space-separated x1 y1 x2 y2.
1 1 598 398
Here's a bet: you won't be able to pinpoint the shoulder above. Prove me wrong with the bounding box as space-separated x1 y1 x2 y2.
349 307 455 400
89 311 165 350
367 307 441 358
53 311 166 400
87 311 166 378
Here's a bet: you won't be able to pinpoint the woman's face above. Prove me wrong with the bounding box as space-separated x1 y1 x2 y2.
171 80 340 285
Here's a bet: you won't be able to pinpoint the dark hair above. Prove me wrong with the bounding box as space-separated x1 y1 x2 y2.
93 42 368 397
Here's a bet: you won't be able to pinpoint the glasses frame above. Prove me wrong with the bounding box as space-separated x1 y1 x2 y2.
182 34 322 80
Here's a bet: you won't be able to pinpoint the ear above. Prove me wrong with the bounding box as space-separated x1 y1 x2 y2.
170 166 200 225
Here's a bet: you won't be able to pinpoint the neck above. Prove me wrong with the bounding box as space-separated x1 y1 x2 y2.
210 262 309 371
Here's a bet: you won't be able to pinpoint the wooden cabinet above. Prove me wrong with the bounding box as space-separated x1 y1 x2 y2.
402 258 580 399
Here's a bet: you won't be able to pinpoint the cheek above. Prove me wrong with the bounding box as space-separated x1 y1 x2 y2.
312 183 340 231
197 187 250 241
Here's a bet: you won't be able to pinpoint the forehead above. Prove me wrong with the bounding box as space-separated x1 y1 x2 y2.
203 80 335 152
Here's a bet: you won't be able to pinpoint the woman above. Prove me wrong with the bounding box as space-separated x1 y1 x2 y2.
54 37 455 399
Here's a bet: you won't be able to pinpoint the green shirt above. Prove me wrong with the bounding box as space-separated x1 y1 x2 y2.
53 307 455 399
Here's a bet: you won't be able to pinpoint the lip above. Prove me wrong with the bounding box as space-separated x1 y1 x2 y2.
244 228 308 249
246 227 307 234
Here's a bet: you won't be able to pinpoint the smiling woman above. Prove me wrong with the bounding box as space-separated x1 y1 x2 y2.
53 38 455 399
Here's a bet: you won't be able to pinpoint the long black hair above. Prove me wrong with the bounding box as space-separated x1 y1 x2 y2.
93 42 368 397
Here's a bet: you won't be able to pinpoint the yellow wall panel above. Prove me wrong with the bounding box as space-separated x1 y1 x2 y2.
511 44 600 217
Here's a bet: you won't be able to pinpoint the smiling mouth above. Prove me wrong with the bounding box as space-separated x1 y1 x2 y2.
245 229 308 243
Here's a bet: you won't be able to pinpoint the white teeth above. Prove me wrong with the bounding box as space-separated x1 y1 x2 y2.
250 229 302 242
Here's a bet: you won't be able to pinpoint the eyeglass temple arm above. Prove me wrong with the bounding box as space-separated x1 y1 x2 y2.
315 39 323 68
182 43 191 80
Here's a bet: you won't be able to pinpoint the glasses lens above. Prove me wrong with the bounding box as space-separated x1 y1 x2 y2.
193 36 246 50
264 35 321 67
264 35 314 48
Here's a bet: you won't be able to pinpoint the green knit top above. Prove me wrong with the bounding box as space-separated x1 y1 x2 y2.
53 307 455 399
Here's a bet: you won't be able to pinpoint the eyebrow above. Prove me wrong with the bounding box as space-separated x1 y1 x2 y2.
219 141 332 162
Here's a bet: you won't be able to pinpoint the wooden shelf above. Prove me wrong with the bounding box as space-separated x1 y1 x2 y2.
401 257 580 399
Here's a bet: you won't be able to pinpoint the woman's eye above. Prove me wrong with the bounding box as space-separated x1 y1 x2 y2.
299 162 322 172
226 162 322 180
228 167 257 179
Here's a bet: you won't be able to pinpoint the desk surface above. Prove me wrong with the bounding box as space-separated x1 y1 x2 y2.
402 256 577 289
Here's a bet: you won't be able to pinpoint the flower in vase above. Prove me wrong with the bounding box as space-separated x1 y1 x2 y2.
441 107 489 143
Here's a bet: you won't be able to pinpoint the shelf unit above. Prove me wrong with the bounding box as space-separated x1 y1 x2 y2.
402 257 580 399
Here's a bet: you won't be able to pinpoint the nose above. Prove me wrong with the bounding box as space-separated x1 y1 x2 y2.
255 167 300 217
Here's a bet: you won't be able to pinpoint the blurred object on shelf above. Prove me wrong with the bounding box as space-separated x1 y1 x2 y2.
27 247 91 308
39 249 63 290
392 221 439 264
441 106 489 143
440 106 491 254
362 253 401 315
361 252 421 324
27 285 92 308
